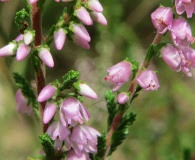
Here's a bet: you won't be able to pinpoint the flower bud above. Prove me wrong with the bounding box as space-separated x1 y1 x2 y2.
117 92 129 104
38 48 54 68
24 30 35 45
0 42 17 57
54 28 66 50
136 70 160 91
90 12 107 25
161 44 181 72
43 103 57 124
151 6 173 34
29 0 38 4
72 23 91 42
37 84 57 102
75 7 93 25
87 0 103 12
73 35 90 49
74 82 98 99
16 43 31 61
15 34 24 42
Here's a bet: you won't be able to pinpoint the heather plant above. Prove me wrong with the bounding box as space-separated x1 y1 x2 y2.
0 0 195 160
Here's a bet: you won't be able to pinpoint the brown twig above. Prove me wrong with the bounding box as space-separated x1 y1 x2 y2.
31 2 48 133
103 32 162 160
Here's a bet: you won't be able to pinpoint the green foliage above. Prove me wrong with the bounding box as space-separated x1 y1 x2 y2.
12 72 39 117
108 112 136 156
15 8 29 33
27 155 45 160
95 132 107 159
59 70 79 90
39 134 55 160
183 148 191 160
130 86 142 102
105 90 117 131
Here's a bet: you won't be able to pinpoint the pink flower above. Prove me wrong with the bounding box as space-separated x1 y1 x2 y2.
66 150 90 160
0 42 17 57
54 28 66 50
87 0 103 12
38 48 54 68
74 82 98 99
47 121 71 150
161 44 181 72
136 70 160 91
170 17 194 47
105 61 131 91
15 34 24 42
43 103 57 124
29 0 38 4
37 84 57 102
24 30 35 45
60 97 90 126
151 6 173 34
16 90 33 116
90 12 107 25
175 0 195 18
117 92 129 104
16 43 31 61
72 34 90 49
70 124 100 154
75 7 93 25
72 23 91 42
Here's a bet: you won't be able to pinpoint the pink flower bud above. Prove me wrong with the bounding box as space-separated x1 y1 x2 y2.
16 43 31 61
175 0 195 18
73 35 90 49
90 12 107 25
161 44 181 72
87 0 103 12
37 84 57 102
75 82 98 99
29 0 38 4
0 42 17 57
16 89 33 116
43 103 57 124
75 7 93 25
54 28 66 50
151 6 173 34
105 61 131 91
72 23 91 42
67 150 90 160
117 92 129 104
38 48 54 68
136 70 160 91
24 30 35 45
15 34 24 42
170 17 194 47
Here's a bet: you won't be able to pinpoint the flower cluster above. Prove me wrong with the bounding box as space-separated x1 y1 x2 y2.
151 5 195 77
36 80 100 158
53 0 107 50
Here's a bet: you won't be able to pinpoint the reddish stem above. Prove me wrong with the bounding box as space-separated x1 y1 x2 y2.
32 3 48 133
103 32 162 160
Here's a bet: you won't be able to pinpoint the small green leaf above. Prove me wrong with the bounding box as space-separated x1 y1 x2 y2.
59 70 79 90
27 155 45 160
39 134 55 160
105 90 117 130
109 112 136 156
95 132 106 159
15 8 29 33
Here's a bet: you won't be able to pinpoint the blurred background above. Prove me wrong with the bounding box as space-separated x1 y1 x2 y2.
1 0 195 159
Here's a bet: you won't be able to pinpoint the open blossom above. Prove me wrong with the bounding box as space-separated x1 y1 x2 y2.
16 43 31 61
43 103 57 124
60 97 90 126
0 42 17 57
75 7 93 25
105 61 131 91
74 82 98 99
47 121 71 150
161 44 182 72
38 48 54 68
67 150 90 160
37 84 57 102
175 0 195 18
16 89 33 116
170 17 194 47
54 28 66 50
70 124 100 155
136 70 160 91
151 6 173 34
